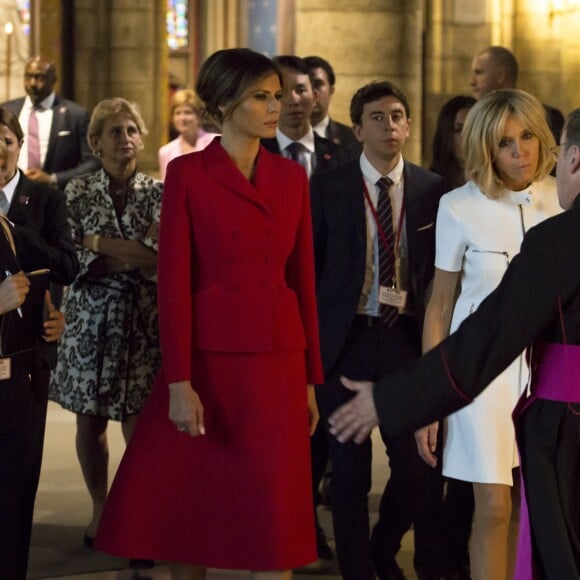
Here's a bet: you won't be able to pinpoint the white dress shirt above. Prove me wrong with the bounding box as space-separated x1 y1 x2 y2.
276 127 316 178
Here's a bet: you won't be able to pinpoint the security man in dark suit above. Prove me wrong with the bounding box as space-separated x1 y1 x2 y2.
2 55 100 190
260 55 353 179
304 55 362 156
311 81 447 580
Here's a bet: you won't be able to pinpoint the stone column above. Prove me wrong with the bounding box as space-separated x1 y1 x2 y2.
73 0 167 172
514 0 580 117
294 0 425 163
422 0 499 165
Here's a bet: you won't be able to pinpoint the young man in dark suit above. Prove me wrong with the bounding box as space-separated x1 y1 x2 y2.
329 108 580 580
260 55 353 179
2 55 100 190
304 55 362 156
311 81 447 580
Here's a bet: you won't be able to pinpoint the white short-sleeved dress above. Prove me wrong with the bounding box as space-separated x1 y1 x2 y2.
436 177 561 485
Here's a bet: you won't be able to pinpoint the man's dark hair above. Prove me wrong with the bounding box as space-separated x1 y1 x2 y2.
304 55 336 87
273 55 309 75
273 55 314 86
350 81 410 125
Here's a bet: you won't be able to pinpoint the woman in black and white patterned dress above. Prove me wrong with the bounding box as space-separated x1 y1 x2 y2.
50 98 162 544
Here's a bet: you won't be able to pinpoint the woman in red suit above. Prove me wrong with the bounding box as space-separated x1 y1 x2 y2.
96 49 323 579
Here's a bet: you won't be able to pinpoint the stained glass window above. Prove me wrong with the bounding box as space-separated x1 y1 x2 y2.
167 0 188 50
16 0 30 36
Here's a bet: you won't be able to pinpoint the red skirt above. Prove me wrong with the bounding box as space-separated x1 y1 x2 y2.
95 350 316 570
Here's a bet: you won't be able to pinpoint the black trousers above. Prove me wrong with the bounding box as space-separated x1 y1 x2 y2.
0 361 49 580
317 316 444 580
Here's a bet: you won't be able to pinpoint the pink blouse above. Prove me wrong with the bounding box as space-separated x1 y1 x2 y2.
158 130 219 180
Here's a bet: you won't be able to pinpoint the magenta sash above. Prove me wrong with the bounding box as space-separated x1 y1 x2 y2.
513 342 580 580
532 341 580 403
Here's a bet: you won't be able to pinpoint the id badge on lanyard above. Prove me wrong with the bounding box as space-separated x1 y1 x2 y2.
379 284 407 308
363 181 408 310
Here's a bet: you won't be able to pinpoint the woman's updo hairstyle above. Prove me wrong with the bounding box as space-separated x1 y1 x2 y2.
195 48 282 128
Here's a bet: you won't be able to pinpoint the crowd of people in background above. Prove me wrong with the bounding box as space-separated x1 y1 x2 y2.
0 43 576 580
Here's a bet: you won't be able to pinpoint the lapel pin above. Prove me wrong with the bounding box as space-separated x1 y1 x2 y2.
19 195 30 205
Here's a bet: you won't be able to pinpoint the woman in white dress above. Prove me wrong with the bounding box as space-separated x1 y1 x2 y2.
416 89 561 580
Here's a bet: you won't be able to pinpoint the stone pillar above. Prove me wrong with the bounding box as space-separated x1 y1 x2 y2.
0 0 29 102
293 0 426 163
514 0 580 117
73 0 167 173
37 0 62 71
202 0 241 58
423 0 499 165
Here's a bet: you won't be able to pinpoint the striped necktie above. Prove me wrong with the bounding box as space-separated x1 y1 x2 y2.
376 176 399 326
286 141 309 173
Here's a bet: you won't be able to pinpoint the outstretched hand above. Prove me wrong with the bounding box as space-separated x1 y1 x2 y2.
328 377 379 444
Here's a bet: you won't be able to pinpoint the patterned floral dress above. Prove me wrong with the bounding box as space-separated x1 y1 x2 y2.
49 169 162 420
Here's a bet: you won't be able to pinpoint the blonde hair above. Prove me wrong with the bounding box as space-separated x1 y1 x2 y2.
170 89 200 116
88 98 148 153
463 89 555 199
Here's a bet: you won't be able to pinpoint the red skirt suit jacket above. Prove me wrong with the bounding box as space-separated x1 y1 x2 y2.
159 138 323 381
96 138 324 570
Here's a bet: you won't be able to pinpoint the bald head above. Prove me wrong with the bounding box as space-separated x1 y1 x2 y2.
24 56 57 105
470 46 518 100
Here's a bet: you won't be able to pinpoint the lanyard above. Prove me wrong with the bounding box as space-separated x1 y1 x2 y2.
362 180 405 264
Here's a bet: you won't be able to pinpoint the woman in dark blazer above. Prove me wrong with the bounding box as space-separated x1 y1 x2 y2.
0 136 66 579
96 49 323 579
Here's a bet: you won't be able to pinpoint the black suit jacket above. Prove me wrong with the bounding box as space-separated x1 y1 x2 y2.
261 132 354 175
326 118 362 156
7 172 79 366
374 195 580 438
2 95 100 189
311 159 446 376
